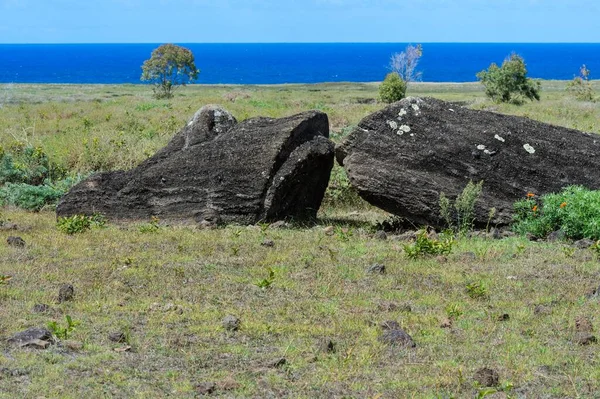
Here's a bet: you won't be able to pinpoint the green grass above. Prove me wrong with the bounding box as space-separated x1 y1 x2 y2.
1 81 600 397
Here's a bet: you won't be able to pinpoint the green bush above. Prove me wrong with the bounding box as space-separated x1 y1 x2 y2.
512 186 600 240
439 180 484 235
0 143 65 185
57 213 106 234
404 230 454 259
0 175 85 211
322 165 363 208
378 72 407 104
476 53 541 104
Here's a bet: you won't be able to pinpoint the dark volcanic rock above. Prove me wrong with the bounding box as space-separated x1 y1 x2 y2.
8 327 54 348
58 284 74 303
6 236 25 247
337 97 600 227
474 367 499 387
379 320 416 347
57 105 335 225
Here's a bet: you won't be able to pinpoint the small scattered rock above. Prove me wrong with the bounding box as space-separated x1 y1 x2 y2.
525 232 539 241
318 338 336 354
108 331 128 343
63 340 83 351
534 304 552 316
373 230 387 240
323 226 335 236
269 220 288 229
474 367 499 387
546 230 565 242
32 303 51 313
0 222 18 231
6 236 25 247
196 382 217 396
8 327 54 348
260 239 275 248
379 320 416 348
58 284 74 303
574 238 595 249
501 230 516 238
367 263 386 274
489 228 502 240
440 318 452 329
394 231 417 241
113 345 132 353
575 317 594 333
497 313 510 322
377 301 399 312
222 315 241 332
268 358 287 368
198 208 221 230
575 333 597 346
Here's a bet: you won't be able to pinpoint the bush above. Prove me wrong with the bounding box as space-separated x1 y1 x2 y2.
566 65 595 101
322 165 363 208
512 186 600 240
0 143 65 186
476 53 541 104
439 180 484 235
404 230 454 259
57 213 106 234
0 175 85 211
379 72 407 104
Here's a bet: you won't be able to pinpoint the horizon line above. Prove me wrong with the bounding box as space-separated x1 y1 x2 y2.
2 41 600 45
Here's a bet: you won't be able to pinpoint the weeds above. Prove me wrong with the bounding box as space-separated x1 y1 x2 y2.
255 267 275 290
138 216 160 233
57 213 106 234
48 315 79 340
403 230 454 259
440 180 484 235
466 281 489 300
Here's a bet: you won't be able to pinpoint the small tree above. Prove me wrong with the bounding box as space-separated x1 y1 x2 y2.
141 44 199 99
389 44 423 85
379 72 407 103
566 64 595 101
476 53 541 104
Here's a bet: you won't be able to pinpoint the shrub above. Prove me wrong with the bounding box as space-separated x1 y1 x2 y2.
379 72 407 104
57 213 106 234
476 53 541 104
0 175 85 211
512 186 600 240
404 230 454 259
566 65 595 101
322 165 363 208
0 143 65 186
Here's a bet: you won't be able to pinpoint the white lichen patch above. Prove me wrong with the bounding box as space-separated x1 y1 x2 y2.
399 125 411 133
484 149 493 155
523 144 536 154
448 108 455 112
411 104 420 112
494 134 505 142
398 109 407 118
477 144 486 151
387 120 398 130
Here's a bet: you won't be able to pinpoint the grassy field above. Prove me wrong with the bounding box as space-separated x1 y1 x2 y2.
1 82 600 398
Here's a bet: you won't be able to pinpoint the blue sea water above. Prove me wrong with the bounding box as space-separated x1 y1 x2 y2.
0 43 599 84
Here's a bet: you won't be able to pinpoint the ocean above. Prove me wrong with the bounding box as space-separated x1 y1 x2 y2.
0 43 599 84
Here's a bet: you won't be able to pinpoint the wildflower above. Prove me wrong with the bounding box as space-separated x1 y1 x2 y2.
560 202 567 208
532 205 538 212
527 192 535 198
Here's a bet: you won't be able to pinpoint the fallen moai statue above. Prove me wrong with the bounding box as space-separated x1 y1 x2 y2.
336 97 600 227
57 105 335 225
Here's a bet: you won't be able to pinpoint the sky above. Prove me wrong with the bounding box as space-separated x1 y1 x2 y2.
1 0 599 43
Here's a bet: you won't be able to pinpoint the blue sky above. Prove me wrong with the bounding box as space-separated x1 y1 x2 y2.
1 0 599 43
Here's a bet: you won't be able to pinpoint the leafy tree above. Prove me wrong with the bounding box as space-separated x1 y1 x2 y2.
389 44 423 85
566 64 595 101
476 53 540 104
378 72 407 103
141 44 199 99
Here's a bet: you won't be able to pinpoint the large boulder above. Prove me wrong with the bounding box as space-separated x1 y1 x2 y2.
337 97 600 227
57 105 334 224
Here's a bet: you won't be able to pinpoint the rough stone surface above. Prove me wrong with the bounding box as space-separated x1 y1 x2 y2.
57 106 334 225
58 284 74 303
222 315 241 332
574 238 595 249
367 263 386 274
6 236 25 247
379 320 416 347
7 328 54 348
337 97 600 227
474 367 500 387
